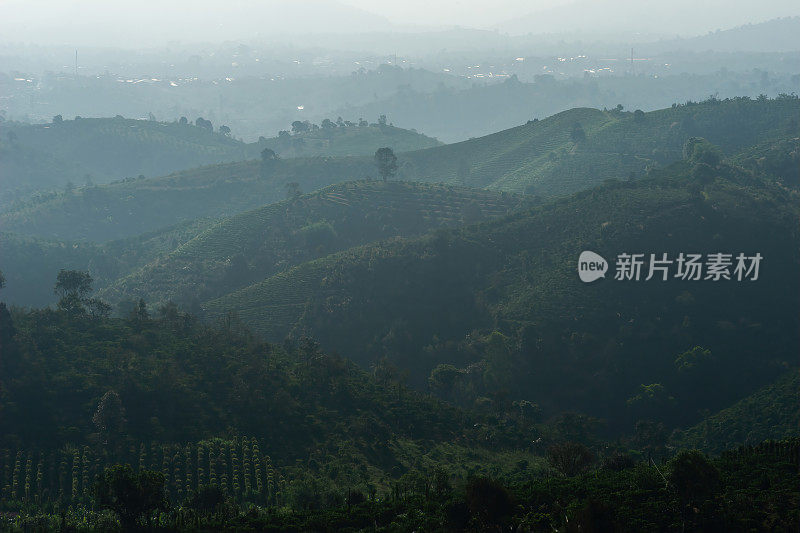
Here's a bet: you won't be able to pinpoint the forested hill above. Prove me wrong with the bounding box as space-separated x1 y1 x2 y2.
0 303 520 494
2 97 796 243
99 181 528 310
204 159 799 435
3 300 796 530
0 116 439 208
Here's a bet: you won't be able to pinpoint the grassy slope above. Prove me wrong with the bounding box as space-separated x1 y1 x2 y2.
99 180 529 308
401 96 800 195
3 98 796 242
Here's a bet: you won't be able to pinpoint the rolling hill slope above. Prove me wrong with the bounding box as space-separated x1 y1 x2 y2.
0 217 214 307
401 95 800 195
0 117 252 204
3 97 796 243
99 180 529 308
0 157 372 241
0 117 440 208
204 160 799 433
670 370 799 454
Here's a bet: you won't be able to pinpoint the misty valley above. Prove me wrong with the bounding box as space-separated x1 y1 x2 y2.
0 4 798 532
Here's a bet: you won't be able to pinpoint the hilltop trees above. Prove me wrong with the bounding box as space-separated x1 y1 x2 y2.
374 147 398 181
195 117 213 132
291 120 310 134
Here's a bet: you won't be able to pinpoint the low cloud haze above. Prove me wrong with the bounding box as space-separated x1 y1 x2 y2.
1 0 798 47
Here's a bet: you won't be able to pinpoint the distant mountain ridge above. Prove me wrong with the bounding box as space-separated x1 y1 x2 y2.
645 16 800 53
496 1 800 38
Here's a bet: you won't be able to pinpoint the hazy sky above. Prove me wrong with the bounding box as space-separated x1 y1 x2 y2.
339 0 571 27
0 0 797 47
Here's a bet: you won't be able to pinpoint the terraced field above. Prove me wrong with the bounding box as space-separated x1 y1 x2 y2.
0 158 373 242
100 180 531 307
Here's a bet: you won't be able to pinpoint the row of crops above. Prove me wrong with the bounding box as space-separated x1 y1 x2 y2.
0 437 287 506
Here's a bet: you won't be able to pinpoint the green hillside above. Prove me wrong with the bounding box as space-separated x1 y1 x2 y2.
732 135 800 186
3 290 797 531
401 95 800 195
0 157 375 242
0 302 541 503
0 117 439 209
0 117 252 205
2 97 796 243
205 160 799 434
257 123 441 158
0 218 214 308
670 370 800 454
99 180 529 309
1 114 798 531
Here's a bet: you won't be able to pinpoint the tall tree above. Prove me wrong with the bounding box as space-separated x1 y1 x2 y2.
374 147 398 181
54 270 93 315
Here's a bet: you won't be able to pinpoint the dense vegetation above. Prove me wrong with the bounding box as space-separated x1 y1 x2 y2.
1 97 797 531
0 182 528 308
99 181 529 310
670 371 800 454
204 157 799 436
1 289 797 531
